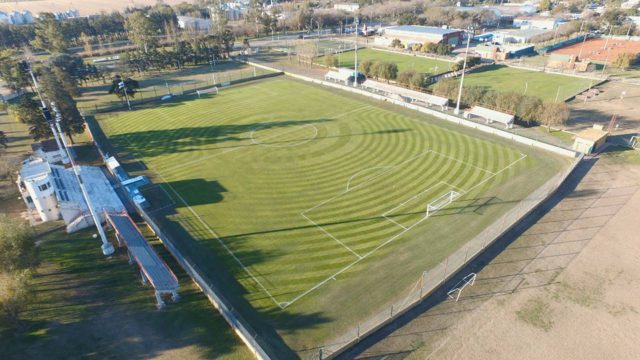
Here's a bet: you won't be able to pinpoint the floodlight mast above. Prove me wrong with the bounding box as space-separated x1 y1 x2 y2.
454 27 473 115
50 102 115 256
353 16 359 87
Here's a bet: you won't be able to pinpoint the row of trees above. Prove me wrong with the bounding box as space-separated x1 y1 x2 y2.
433 78 570 129
0 215 38 326
359 60 399 83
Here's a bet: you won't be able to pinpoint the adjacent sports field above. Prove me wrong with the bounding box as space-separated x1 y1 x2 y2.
550 37 640 62
444 64 593 101
332 47 453 75
97 76 568 357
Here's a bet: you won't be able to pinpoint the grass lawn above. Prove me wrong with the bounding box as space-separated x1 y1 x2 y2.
76 61 272 113
330 48 453 75
96 76 569 358
0 227 253 360
449 65 593 101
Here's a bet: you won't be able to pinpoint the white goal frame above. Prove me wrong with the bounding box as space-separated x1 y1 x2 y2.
630 136 639 150
196 86 219 97
447 272 477 301
426 190 461 217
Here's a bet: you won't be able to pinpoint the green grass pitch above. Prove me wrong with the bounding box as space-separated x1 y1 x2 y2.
452 64 594 101
97 76 569 356
333 47 453 75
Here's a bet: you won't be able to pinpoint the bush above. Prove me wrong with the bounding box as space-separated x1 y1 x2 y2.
612 52 637 70
397 70 416 88
390 38 403 48
433 78 458 98
411 43 422 52
324 53 338 68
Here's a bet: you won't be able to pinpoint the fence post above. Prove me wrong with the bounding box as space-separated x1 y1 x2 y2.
153 86 158 97
443 256 448 283
390 304 394 317
357 324 360 341
319 348 323 360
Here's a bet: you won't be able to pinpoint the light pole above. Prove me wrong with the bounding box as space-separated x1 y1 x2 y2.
354 16 359 87
454 27 473 115
51 102 115 256
119 81 131 110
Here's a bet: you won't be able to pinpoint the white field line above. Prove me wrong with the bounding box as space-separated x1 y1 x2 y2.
345 166 391 191
382 181 450 230
283 153 528 308
429 150 496 175
301 213 363 259
120 137 287 309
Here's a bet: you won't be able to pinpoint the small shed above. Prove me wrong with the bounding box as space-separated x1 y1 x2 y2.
464 106 514 129
573 125 608 154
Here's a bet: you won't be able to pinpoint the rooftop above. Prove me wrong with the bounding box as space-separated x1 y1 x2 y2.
387 25 463 36
19 158 50 181
576 127 608 142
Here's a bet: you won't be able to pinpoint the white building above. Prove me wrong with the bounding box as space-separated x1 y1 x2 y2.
492 28 550 44
17 157 125 232
30 139 66 164
0 12 9 24
513 16 563 30
334 3 360 12
177 16 212 32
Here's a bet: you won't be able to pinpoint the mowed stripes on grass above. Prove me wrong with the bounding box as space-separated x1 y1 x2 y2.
97 76 568 353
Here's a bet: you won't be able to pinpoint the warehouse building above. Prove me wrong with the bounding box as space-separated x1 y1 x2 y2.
375 25 464 48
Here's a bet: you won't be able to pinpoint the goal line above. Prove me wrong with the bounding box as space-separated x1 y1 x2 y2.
196 86 219 97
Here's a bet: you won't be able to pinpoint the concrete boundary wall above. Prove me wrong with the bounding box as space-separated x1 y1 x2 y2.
248 61 578 158
84 117 271 360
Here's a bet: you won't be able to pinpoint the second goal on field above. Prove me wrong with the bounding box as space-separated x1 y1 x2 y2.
426 190 461 217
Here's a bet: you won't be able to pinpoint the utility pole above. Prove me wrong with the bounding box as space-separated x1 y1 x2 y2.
354 16 359 87
454 27 473 115
51 102 114 256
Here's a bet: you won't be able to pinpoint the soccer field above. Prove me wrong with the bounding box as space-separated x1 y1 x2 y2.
452 64 593 101
333 47 453 75
97 76 569 356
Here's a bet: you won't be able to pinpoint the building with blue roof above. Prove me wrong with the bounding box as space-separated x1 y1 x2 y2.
375 25 464 48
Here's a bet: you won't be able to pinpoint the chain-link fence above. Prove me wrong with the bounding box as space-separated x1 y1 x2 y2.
311 153 583 359
79 67 281 115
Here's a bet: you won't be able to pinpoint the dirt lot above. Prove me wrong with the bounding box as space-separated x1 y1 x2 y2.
550 38 640 62
0 0 186 16
566 80 640 144
342 149 640 360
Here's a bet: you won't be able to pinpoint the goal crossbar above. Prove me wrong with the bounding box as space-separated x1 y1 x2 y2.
426 190 461 217
196 86 219 97
447 272 477 301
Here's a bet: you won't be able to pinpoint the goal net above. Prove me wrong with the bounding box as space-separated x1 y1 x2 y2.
426 190 461 217
196 86 219 97
630 136 639 150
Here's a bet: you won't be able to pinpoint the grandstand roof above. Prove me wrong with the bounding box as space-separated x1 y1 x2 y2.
361 80 449 107
465 106 514 127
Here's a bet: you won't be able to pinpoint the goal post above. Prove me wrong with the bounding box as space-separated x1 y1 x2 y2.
426 190 461 218
447 272 477 301
196 86 219 98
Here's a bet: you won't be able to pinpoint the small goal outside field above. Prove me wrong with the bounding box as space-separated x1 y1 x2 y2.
426 190 461 217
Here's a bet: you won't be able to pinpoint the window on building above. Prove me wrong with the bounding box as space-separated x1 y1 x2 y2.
38 183 49 191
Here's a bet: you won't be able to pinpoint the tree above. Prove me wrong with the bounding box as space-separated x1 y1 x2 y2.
108 75 140 99
80 32 93 56
33 13 69 53
210 0 229 36
516 96 543 124
125 11 157 53
0 215 38 273
397 70 415 88
612 52 637 70
359 60 373 77
324 53 338 68
0 50 32 92
539 0 552 11
0 270 33 326
39 68 85 143
433 78 457 98
539 101 570 131
0 131 7 149
8 95 53 141
377 62 398 82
